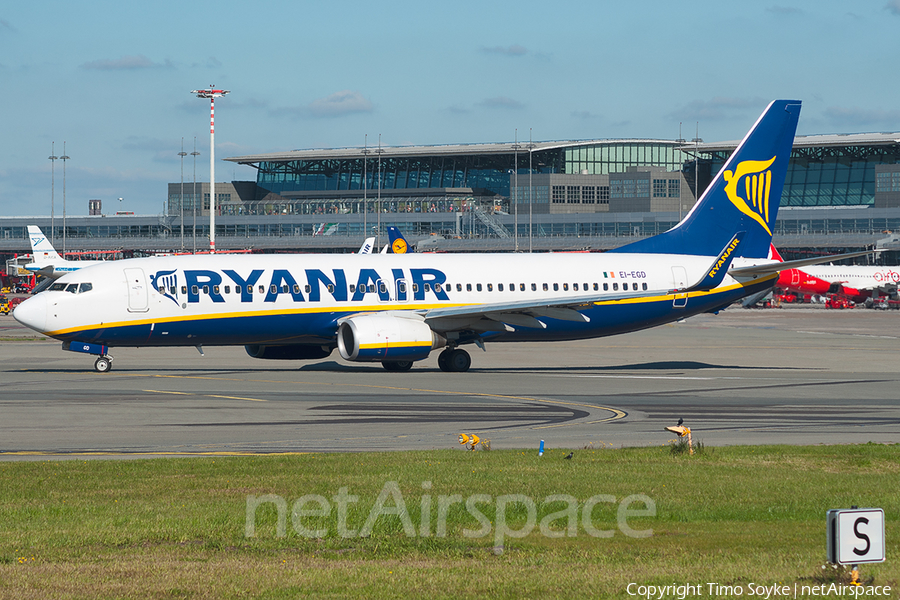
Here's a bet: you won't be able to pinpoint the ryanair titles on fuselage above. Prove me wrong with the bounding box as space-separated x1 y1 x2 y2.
152 267 452 306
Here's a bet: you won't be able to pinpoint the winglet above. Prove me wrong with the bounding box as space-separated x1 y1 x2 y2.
678 232 745 292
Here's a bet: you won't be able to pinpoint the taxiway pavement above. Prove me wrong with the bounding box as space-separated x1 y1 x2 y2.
2 305 898 458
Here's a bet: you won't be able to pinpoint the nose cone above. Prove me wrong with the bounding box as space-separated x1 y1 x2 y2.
13 294 49 333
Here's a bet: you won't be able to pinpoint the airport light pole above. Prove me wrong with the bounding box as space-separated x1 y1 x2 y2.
60 143 69 255
362 134 368 241
191 86 229 253
191 139 200 254
528 130 535 253
513 131 519 252
178 139 187 251
48 143 57 247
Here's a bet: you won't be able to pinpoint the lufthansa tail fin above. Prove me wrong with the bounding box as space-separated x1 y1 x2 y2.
610 100 801 259
386 226 411 254
27 226 62 263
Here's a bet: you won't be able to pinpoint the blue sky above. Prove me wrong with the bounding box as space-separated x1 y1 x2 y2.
2 0 900 217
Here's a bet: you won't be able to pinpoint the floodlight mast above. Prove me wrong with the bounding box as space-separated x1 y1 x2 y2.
191 86 229 253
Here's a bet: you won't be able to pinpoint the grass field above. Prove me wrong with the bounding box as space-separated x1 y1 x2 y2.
1 444 897 599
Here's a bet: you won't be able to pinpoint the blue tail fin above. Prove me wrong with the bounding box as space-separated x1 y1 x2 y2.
610 100 801 258
387 226 411 254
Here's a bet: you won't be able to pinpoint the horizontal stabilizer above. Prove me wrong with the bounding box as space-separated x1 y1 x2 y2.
731 249 882 277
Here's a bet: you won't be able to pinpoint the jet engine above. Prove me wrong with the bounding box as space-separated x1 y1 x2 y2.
337 313 445 362
245 344 334 360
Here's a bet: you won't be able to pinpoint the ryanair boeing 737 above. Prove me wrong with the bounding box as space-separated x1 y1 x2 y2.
13 100 857 373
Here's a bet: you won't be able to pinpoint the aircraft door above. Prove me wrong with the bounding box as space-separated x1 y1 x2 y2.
124 267 150 313
395 278 409 302
791 269 800 286
671 266 688 308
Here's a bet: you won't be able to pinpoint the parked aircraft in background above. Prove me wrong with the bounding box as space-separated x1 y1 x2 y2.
770 246 894 303
25 226 105 280
15 100 870 373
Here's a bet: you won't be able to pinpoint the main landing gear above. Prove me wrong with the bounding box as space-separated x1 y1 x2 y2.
437 348 471 372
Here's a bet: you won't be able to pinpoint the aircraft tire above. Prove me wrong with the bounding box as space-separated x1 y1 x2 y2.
382 360 413 372
94 356 112 373
440 348 470 373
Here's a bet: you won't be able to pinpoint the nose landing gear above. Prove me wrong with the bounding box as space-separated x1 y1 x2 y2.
93 355 113 373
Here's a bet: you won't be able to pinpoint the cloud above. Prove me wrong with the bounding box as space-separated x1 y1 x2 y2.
306 90 374 118
481 44 528 56
886 0 900 15
666 96 768 122
478 96 525 110
823 106 900 129
80 55 173 70
766 5 803 15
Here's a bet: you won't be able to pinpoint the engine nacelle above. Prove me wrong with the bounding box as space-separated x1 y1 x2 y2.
245 344 333 360
337 314 445 362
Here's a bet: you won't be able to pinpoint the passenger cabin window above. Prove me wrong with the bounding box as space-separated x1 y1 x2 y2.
603 283 609 291
543 283 548 291
487 283 493 292
424 283 431 292
258 285 265 294
224 285 231 294
642 283 648 290
466 283 472 292
349 284 356 293
182 286 188 295
282 285 289 294
380 283 388 293
476 283 482 292
192 285 199 295
593 283 599 291
531 283 536 291
328 284 335 293
214 285 221 295
632 283 638 291
520 283 525 291
305 285 311 294
498 283 504 291
613 283 618 291
203 286 209 294
553 283 559 291
583 282 589 290
573 283 579 291
293 284 301 294
457 284 463 292
247 285 253 294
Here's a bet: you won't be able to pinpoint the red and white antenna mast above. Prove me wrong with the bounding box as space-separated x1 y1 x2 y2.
191 86 229 253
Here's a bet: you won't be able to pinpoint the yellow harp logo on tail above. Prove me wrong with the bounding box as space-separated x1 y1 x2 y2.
722 156 776 236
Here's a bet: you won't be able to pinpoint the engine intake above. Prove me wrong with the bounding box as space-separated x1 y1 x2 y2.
337 314 445 362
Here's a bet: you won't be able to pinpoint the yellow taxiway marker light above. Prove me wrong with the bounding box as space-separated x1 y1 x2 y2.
664 425 693 455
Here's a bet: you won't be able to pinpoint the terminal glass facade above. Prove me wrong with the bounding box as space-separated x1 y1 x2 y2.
705 143 900 207
255 142 688 200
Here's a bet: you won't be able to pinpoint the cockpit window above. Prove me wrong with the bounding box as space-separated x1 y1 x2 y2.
50 282 93 294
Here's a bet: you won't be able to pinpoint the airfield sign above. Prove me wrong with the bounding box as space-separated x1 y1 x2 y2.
827 508 885 565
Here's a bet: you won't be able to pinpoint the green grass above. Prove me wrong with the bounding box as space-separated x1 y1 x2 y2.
1 445 898 599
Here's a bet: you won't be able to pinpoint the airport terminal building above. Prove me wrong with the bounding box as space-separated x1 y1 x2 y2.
3 132 900 259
